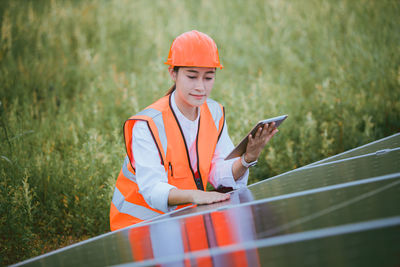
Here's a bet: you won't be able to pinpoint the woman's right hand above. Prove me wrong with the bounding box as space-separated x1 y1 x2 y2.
168 188 230 206
190 190 230 205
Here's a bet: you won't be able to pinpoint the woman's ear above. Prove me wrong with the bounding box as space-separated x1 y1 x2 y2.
168 67 177 82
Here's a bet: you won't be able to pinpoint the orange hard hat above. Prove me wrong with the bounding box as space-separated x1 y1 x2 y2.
164 30 223 69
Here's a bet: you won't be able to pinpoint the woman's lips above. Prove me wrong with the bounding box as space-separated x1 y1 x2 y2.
190 94 205 99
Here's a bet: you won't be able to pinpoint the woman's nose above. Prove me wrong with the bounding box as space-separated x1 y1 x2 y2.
195 79 205 91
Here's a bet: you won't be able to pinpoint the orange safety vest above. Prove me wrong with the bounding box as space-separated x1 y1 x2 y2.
110 94 225 231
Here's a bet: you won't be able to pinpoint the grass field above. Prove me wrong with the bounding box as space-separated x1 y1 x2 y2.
1 0 399 265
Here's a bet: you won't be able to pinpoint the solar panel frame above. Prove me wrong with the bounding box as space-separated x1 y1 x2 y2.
306 133 400 167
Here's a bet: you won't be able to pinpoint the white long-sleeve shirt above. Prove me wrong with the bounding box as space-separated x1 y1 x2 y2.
132 91 249 213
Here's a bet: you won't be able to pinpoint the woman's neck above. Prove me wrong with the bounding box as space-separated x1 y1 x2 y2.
174 93 199 121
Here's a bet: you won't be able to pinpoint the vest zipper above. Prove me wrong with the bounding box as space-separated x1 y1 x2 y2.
169 94 204 190
195 116 204 190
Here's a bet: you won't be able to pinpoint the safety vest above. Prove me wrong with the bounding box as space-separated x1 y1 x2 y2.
110 94 225 231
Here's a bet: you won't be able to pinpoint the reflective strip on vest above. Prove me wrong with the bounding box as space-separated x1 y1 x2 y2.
122 155 168 184
206 98 224 130
112 187 161 221
136 108 168 158
122 156 137 183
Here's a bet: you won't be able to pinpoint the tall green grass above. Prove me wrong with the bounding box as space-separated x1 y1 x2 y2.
1 0 399 265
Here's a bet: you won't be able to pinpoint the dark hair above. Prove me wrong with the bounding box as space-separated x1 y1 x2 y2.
165 66 180 95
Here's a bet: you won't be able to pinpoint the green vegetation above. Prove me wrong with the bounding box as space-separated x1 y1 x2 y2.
1 0 399 265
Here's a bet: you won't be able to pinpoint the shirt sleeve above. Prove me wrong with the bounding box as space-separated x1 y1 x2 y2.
132 121 177 213
208 120 249 189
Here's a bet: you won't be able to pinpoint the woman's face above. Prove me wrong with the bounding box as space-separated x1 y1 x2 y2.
169 67 216 109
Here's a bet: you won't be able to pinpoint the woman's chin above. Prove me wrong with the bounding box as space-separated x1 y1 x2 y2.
189 95 207 105
190 99 206 107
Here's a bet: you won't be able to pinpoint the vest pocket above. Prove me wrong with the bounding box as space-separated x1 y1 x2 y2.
168 162 174 177
170 163 188 179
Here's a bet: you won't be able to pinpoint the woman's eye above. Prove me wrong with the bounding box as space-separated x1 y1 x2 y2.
187 76 196 79
205 77 213 80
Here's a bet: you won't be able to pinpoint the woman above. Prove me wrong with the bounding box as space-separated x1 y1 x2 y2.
110 30 277 231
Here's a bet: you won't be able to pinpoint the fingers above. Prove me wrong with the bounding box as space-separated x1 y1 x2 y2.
202 192 229 205
244 122 279 164
250 125 268 141
247 122 278 153
216 192 230 202
260 125 269 138
255 126 263 137
266 122 277 136
211 192 230 204
258 122 275 139
253 122 276 146
194 191 230 205
266 122 276 134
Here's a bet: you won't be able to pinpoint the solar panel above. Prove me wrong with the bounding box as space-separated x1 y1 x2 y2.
13 134 400 267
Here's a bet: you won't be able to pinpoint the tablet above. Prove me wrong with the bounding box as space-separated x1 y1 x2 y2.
224 115 288 160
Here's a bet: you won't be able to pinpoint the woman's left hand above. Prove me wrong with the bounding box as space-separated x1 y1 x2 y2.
244 122 278 163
